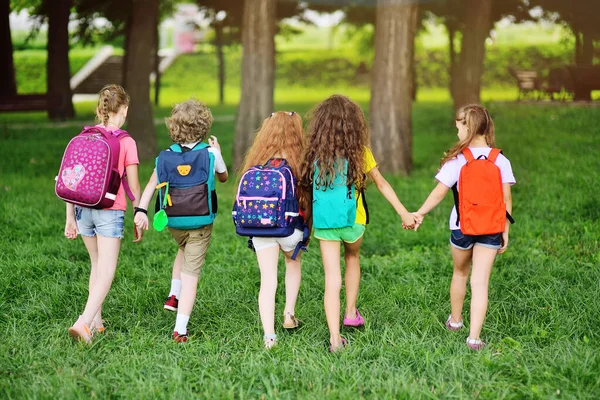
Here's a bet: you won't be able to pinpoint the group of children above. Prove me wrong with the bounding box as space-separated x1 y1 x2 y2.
63 85 515 352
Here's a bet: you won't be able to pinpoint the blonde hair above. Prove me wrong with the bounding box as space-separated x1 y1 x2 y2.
239 111 307 208
441 104 496 166
96 84 129 126
166 100 213 144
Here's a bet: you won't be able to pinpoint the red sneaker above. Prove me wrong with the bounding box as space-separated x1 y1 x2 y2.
173 331 188 343
164 295 178 312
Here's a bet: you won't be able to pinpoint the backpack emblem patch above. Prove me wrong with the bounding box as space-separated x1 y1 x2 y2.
177 165 191 176
61 164 86 191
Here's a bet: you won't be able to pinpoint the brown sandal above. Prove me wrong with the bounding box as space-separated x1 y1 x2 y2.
283 313 300 329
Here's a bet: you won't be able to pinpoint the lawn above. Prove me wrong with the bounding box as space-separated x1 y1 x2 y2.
0 95 599 398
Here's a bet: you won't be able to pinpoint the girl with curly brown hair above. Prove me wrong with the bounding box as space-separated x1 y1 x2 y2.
300 95 416 352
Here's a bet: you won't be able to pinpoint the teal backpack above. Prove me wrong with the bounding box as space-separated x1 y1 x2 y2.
312 161 368 229
154 143 217 230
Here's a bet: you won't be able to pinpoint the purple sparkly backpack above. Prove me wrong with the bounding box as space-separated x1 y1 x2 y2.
55 126 133 209
232 159 303 238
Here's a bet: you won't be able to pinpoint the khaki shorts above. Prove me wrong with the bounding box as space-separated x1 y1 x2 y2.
168 225 213 277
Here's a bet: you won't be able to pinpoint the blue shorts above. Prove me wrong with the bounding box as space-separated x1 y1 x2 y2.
450 229 501 250
75 207 125 239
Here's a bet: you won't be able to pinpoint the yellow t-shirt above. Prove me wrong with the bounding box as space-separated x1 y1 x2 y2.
355 147 377 225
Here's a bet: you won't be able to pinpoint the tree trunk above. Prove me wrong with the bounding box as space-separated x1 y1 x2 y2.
47 0 75 120
573 28 583 65
0 0 16 95
123 0 158 161
215 21 226 106
154 22 160 106
447 23 458 102
452 0 492 110
580 30 594 65
369 0 418 175
233 0 276 169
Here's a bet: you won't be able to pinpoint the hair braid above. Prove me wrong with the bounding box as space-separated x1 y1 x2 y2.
102 92 110 126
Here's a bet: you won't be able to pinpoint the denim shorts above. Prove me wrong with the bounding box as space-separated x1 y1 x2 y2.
75 206 125 239
450 229 502 250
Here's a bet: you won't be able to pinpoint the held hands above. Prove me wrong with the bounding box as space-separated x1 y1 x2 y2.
208 135 221 152
64 219 78 240
133 225 144 243
134 212 149 231
400 212 416 230
411 212 425 231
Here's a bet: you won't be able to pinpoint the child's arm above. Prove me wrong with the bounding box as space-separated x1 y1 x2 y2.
134 169 159 231
498 183 512 254
216 170 228 183
208 135 229 182
65 203 77 240
368 167 415 228
125 164 143 242
414 182 450 228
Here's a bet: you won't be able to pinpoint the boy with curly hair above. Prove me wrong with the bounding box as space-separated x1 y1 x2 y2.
135 99 228 342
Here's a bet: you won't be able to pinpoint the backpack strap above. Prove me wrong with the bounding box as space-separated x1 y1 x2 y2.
83 126 135 201
488 148 501 163
452 183 460 227
462 148 475 162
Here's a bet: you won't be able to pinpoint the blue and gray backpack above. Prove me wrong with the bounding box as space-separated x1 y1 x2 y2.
312 160 369 229
155 143 217 230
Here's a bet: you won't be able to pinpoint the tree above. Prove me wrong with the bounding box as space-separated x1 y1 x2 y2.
425 0 531 109
451 0 492 109
0 0 17 95
531 0 599 66
123 0 159 160
46 0 75 120
370 0 418 175
233 0 277 169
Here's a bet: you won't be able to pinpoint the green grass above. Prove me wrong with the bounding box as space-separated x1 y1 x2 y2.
1 97 599 398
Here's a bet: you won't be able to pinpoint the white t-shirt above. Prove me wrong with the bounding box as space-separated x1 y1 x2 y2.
180 142 228 174
435 147 516 230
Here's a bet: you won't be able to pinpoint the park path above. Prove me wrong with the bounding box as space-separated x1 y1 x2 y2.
2 115 236 130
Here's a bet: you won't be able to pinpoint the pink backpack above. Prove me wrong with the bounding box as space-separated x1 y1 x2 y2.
55 126 134 209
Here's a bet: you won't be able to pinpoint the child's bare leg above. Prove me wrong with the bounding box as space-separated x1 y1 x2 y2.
282 250 301 318
177 272 198 316
450 246 473 323
168 249 184 299
81 236 103 326
173 227 211 335
175 272 198 334
172 248 183 280
468 246 497 339
343 238 363 318
81 236 121 326
256 246 280 336
320 240 343 349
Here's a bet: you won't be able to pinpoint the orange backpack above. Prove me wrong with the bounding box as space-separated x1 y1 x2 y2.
453 148 512 235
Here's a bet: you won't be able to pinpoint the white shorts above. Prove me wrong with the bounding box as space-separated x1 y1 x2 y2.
252 229 304 252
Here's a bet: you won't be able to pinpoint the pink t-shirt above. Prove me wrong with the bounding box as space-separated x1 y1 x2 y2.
107 133 139 211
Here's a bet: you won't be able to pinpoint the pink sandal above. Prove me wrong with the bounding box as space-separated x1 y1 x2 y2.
343 309 365 327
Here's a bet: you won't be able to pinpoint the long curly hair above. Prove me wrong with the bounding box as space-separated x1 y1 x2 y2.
238 111 307 208
166 99 213 144
441 104 496 166
300 95 370 193
95 84 129 127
